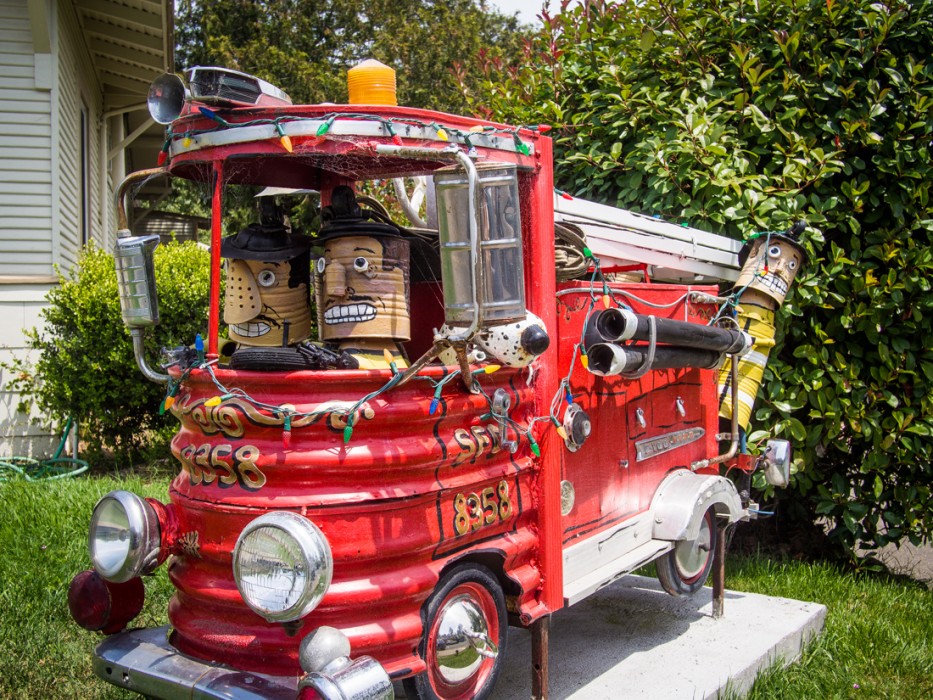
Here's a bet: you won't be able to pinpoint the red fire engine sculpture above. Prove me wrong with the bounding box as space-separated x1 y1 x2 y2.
67 66 803 700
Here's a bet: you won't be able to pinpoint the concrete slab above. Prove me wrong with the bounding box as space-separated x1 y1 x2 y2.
876 541 933 589
399 575 826 699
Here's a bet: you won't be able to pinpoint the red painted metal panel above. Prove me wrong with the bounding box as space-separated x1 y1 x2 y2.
164 366 542 676
208 162 223 356
555 282 722 545
522 137 564 614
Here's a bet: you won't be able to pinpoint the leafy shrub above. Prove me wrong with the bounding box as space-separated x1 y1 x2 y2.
6 241 210 461
465 0 933 553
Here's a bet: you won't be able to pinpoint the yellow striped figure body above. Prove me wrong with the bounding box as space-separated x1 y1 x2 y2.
717 231 805 429
717 302 776 429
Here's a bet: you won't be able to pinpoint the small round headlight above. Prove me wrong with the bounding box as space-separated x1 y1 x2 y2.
88 491 161 583
233 512 333 623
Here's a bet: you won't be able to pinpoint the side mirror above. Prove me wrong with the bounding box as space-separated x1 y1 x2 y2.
114 232 161 329
761 438 792 488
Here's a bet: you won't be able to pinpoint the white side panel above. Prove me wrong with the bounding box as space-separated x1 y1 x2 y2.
562 513 673 607
555 194 744 283
0 0 53 277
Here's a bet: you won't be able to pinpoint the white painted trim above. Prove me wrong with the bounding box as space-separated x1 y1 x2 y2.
103 103 147 119
161 0 173 73
111 114 125 244
33 52 52 90
80 98 91 247
99 114 108 244
0 276 58 285
27 0 52 89
27 0 51 51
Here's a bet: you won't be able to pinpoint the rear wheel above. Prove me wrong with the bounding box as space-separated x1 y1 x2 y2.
403 564 507 700
656 508 717 596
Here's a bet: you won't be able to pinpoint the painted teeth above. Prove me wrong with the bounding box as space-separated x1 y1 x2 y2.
760 274 788 296
324 304 377 324
231 322 271 337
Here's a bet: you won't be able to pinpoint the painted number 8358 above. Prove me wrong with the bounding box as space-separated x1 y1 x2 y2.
453 480 513 537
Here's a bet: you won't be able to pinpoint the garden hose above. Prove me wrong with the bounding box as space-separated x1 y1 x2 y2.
0 417 88 482
555 221 590 281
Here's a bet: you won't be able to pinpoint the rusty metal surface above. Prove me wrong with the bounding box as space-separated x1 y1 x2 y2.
712 524 727 619
531 615 550 700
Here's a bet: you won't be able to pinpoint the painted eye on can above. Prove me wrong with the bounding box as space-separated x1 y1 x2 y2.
768 245 782 258
787 259 797 270
353 257 369 273
257 270 277 287
316 257 326 274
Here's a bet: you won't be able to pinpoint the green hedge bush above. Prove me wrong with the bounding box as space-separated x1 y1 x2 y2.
7 241 210 462
464 0 933 553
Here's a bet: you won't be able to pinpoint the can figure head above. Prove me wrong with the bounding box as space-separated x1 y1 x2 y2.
316 234 410 342
734 234 806 308
221 217 312 347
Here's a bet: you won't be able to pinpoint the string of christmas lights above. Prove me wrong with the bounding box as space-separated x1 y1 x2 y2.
158 225 738 457
156 110 545 165
159 246 663 455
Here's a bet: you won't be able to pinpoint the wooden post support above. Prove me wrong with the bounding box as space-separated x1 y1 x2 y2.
531 615 550 700
712 523 727 618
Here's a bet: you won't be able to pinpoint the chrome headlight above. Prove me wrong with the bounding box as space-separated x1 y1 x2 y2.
88 491 161 583
233 512 333 623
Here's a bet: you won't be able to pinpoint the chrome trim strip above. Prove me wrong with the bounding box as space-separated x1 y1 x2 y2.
635 427 705 462
93 627 299 699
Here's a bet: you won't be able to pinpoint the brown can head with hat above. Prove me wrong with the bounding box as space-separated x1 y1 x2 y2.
315 187 410 341
314 186 411 368
222 201 313 347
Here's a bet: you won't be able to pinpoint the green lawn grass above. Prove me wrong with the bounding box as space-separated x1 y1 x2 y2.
0 472 930 699
0 472 173 699
726 556 933 700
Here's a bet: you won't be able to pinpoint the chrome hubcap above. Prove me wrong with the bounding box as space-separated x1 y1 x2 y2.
674 515 712 579
432 594 498 685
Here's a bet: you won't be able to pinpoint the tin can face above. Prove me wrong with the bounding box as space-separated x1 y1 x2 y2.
734 235 805 308
225 258 312 346
316 235 411 341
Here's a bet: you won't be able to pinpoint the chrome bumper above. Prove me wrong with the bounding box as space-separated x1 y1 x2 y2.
93 626 299 699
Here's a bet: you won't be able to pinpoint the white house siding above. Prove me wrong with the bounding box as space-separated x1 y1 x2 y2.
57 0 105 268
0 0 54 277
0 0 107 457
0 284 57 457
0 0 55 456
1 1 168 457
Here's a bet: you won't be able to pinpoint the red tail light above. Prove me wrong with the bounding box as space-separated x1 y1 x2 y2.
68 569 144 634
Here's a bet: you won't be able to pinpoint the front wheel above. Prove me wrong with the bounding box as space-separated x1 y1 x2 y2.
403 564 507 700
656 507 717 596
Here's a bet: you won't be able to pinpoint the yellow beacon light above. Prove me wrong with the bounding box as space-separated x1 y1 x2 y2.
348 59 397 106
